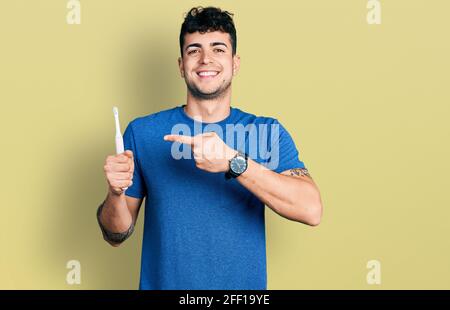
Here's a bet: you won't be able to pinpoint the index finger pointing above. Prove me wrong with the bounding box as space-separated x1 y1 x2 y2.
164 134 194 145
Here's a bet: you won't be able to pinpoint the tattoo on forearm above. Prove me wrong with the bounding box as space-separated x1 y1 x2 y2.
289 168 312 179
97 201 134 244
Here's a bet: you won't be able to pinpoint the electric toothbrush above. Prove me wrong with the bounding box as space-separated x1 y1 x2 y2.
113 107 128 191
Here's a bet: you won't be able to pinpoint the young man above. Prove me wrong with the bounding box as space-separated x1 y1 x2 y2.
98 7 323 290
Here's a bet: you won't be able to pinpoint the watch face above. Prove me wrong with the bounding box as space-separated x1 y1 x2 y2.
230 156 247 174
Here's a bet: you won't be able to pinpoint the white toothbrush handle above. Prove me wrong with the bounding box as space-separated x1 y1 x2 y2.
115 136 128 191
113 107 128 192
115 136 124 154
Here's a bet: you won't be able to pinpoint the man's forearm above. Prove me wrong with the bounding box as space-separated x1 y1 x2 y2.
97 190 134 245
236 159 322 225
163 131 322 224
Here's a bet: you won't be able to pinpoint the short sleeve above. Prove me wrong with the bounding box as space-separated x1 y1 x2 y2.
268 120 306 174
123 122 147 199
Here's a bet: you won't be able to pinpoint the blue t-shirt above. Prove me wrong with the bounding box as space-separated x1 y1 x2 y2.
123 105 306 290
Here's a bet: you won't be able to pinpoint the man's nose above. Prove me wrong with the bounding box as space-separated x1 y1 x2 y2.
199 51 212 64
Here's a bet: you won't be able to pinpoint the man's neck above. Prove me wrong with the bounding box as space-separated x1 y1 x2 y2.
184 91 232 123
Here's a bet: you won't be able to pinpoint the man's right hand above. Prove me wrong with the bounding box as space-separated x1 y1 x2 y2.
104 150 134 195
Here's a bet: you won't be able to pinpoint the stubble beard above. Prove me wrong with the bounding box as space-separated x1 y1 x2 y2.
186 77 232 101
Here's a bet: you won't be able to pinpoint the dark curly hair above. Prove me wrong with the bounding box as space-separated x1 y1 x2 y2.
179 6 237 57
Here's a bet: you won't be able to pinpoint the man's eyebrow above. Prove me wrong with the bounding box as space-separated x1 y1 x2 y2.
211 42 228 48
185 42 228 51
185 43 202 51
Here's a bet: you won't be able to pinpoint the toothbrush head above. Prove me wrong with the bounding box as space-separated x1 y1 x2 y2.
113 106 119 117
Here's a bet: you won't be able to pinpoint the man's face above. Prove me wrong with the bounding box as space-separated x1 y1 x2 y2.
179 31 240 100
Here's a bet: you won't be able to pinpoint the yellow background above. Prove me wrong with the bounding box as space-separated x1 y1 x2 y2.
1 0 449 289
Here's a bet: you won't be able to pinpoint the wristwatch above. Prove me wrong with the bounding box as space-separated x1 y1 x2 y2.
225 151 248 179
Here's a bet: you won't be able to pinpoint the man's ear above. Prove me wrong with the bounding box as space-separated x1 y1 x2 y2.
233 55 241 76
178 57 184 78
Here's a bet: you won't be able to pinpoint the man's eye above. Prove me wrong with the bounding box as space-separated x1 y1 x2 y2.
188 50 199 55
214 48 225 53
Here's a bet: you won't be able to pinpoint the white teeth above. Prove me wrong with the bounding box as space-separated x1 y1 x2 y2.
198 71 218 77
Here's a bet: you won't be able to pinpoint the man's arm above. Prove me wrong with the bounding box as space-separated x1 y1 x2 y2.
98 150 144 246
97 192 143 247
236 159 322 226
164 132 323 226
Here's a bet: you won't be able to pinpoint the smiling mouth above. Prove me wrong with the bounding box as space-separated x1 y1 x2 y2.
196 71 220 78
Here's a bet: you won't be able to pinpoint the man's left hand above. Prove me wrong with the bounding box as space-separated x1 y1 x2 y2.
164 132 237 173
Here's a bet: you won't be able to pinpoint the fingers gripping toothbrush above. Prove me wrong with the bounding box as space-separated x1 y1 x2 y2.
113 107 128 191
